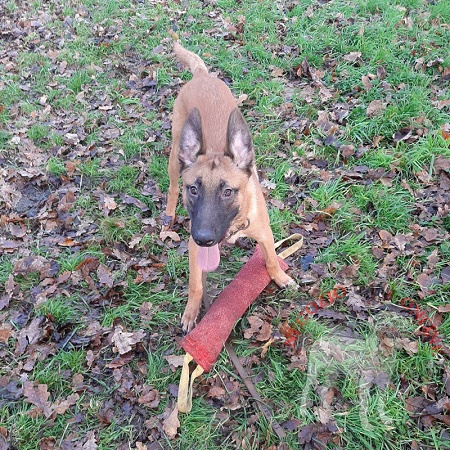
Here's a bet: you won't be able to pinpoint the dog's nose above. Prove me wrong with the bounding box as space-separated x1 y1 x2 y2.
192 230 216 247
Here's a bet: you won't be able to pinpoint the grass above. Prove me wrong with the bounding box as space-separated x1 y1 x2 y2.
1 0 449 448
149 156 170 193
47 157 66 176
317 233 377 284
100 215 141 244
0 256 14 285
107 166 139 193
309 178 414 233
67 70 91 94
36 296 79 326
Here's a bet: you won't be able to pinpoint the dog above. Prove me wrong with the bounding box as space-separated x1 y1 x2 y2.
165 42 294 332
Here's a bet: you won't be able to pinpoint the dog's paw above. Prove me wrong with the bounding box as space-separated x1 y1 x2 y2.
273 271 298 290
181 308 199 333
162 214 174 229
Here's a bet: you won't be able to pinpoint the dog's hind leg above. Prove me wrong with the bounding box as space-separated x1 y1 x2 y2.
164 147 180 225
165 107 184 226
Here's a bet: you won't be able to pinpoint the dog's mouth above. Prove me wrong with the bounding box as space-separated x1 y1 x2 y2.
195 218 250 273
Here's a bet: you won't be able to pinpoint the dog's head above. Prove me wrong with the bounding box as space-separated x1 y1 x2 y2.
179 108 254 247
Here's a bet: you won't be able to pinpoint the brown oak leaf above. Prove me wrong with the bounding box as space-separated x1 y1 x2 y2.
138 386 160 409
163 406 180 440
97 264 113 288
111 326 145 354
243 315 264 339
23 382 52 418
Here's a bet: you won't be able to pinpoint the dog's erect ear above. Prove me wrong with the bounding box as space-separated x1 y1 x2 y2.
179 108 203 169
226 109 254 172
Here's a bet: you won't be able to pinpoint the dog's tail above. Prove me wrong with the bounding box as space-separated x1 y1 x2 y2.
173 42 208 77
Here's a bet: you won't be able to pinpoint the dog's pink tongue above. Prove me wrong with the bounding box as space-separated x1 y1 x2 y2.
197 244 220 272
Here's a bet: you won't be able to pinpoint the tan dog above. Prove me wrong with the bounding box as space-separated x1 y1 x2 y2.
166 42 294 332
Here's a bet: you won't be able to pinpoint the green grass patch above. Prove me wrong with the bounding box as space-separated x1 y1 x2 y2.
47 156 66 176
149 156 170 193
351 183 414 233
0 256 14 285
36 296 78 325
268 208 298 241
107 165 139 193
67 70 91 94
27 124 50 144
99 215 141 244
318 233 377 285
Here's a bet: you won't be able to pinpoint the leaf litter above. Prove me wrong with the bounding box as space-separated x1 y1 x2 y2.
0 0 450 448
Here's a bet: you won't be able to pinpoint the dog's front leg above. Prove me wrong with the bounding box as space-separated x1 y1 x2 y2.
257 233 295 288
181 236 204 332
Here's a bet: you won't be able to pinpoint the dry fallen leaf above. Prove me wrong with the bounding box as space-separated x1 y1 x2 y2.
100 195 117 214
135 443 147 450
164 354 186 370
243 315 264 339
417 273 432 291
393 127 413 144
341 144 355 159
314 405 333 425
361 75 372 90
13 256 52 278
437 304 450 313
287 347 307 371
366 100 386 117
39 436 56 450
15 316 45 356
343 51 362 63
317 341 344 362
256 321 272 341
207 386 226 398
23 382 52 418
139 302 154 323
271 67 284 77
379 229 393 242
396 338 419 355
51 393 79 417
0 324 15 343
163 406 180 440
82 430 98 450
23 382 79 419
346 288 365 312
442 129 450 141
380 336 395 356
236 93 248 106
138 385 160 409
159 230 181 242
97 264 114 288
392 234 407 251
58 237 79 247
111 326 146 355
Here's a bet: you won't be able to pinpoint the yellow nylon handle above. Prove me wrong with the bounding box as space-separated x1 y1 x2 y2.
275 233 304 259
177 353 204 413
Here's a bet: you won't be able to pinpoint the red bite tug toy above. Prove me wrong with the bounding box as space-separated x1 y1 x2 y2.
177 237 303 414
181 246 288 372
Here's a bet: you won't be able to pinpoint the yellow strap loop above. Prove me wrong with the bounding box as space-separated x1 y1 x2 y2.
177 353 204 413
275 233 304 259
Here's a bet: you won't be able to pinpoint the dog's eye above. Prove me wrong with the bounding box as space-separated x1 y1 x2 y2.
223 188 233 198
189 185 198 195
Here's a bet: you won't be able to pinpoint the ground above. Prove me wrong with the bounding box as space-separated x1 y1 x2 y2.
0 0 450 449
